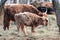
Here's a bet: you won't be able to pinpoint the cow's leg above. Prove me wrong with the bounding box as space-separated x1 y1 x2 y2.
31 26 40 36
3 15 10 30
21 24 28 36
31 26 37 34
6 21 10 30
3 19 10 30
17 24 20 34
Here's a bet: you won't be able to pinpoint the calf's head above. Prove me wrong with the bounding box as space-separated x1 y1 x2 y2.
38 17 48 26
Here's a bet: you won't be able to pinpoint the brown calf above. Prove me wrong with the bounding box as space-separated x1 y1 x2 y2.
14 12 48 36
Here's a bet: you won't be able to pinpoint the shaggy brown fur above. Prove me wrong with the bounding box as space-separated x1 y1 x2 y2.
14 12 48 36
3 4 47 30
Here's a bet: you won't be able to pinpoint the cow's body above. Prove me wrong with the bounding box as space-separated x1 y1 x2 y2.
3 4 43 30
14 12 48 36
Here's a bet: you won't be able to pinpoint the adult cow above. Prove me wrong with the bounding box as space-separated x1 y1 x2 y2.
14 12 48 36
3 4 47 30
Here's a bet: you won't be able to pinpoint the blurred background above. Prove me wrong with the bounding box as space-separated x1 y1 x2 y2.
0 0 60 40
5 0 52 7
